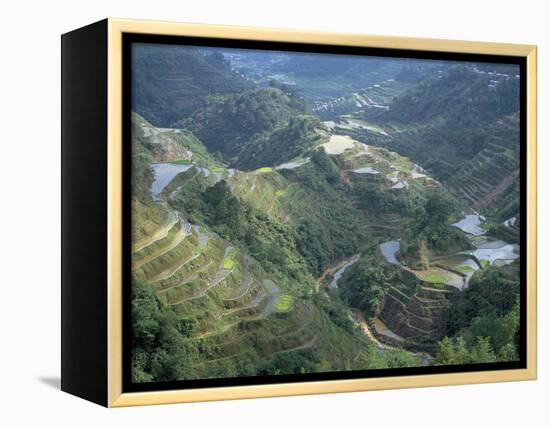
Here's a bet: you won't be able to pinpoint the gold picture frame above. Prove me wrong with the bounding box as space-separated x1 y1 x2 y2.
61 18 537 407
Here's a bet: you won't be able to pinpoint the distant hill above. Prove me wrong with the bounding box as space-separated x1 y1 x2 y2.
226 50 442 105
177 87 318 168
269 55 439 99
384 65 519 126
361 65 520 216
132 44 247 127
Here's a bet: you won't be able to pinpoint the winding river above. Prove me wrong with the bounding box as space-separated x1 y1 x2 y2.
328 255 360 288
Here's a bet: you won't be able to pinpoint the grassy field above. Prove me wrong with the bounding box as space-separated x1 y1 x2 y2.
274 294 293 312
172 159 192 165
455 265 475 274
275 189 288 197
469 235 485 243
423 274 450 285
256 167 273 174
480 259 491 269
223 248 237 269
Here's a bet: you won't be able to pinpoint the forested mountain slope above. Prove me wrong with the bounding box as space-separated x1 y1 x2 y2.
132 44 247 126
177 87 324 168
345 65 521 218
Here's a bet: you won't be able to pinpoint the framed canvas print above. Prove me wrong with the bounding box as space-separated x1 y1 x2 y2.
61 18 537 407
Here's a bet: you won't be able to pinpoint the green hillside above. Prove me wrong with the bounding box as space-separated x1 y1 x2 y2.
333 65 521 220
130 111 451 381
177 87 316 167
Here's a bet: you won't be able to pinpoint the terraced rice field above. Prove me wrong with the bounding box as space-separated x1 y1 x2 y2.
455 265 475 274
447 115 520 210
227 170 311 225
132 188 327 376
132 210 178 253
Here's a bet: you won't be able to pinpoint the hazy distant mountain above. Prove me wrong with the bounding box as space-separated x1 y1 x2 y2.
132 44 247 127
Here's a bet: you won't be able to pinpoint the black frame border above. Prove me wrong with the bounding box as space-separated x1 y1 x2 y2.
122 33 528 394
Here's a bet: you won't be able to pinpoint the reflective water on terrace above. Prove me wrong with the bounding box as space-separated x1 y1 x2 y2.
352 166 380 174
470 240 520 265
275 158 310 170
452 214 486 236
150 163 193 199
379 240 400 265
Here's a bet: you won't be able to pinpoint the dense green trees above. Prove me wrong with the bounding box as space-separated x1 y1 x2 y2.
397 188 470 265
445 265 520 334
179 87 308 163
258 351 322 376
309 148 341 185
338 255 387 319
419 188 458 228
315 291 357 334
434 336 496 365
357 346 421 369
236 115 321 170
436 264 521 364
169 150 369 282
352 181 425 216
201 181 247 240
336 247 415 320
132 280 197 382
291 151 367 274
